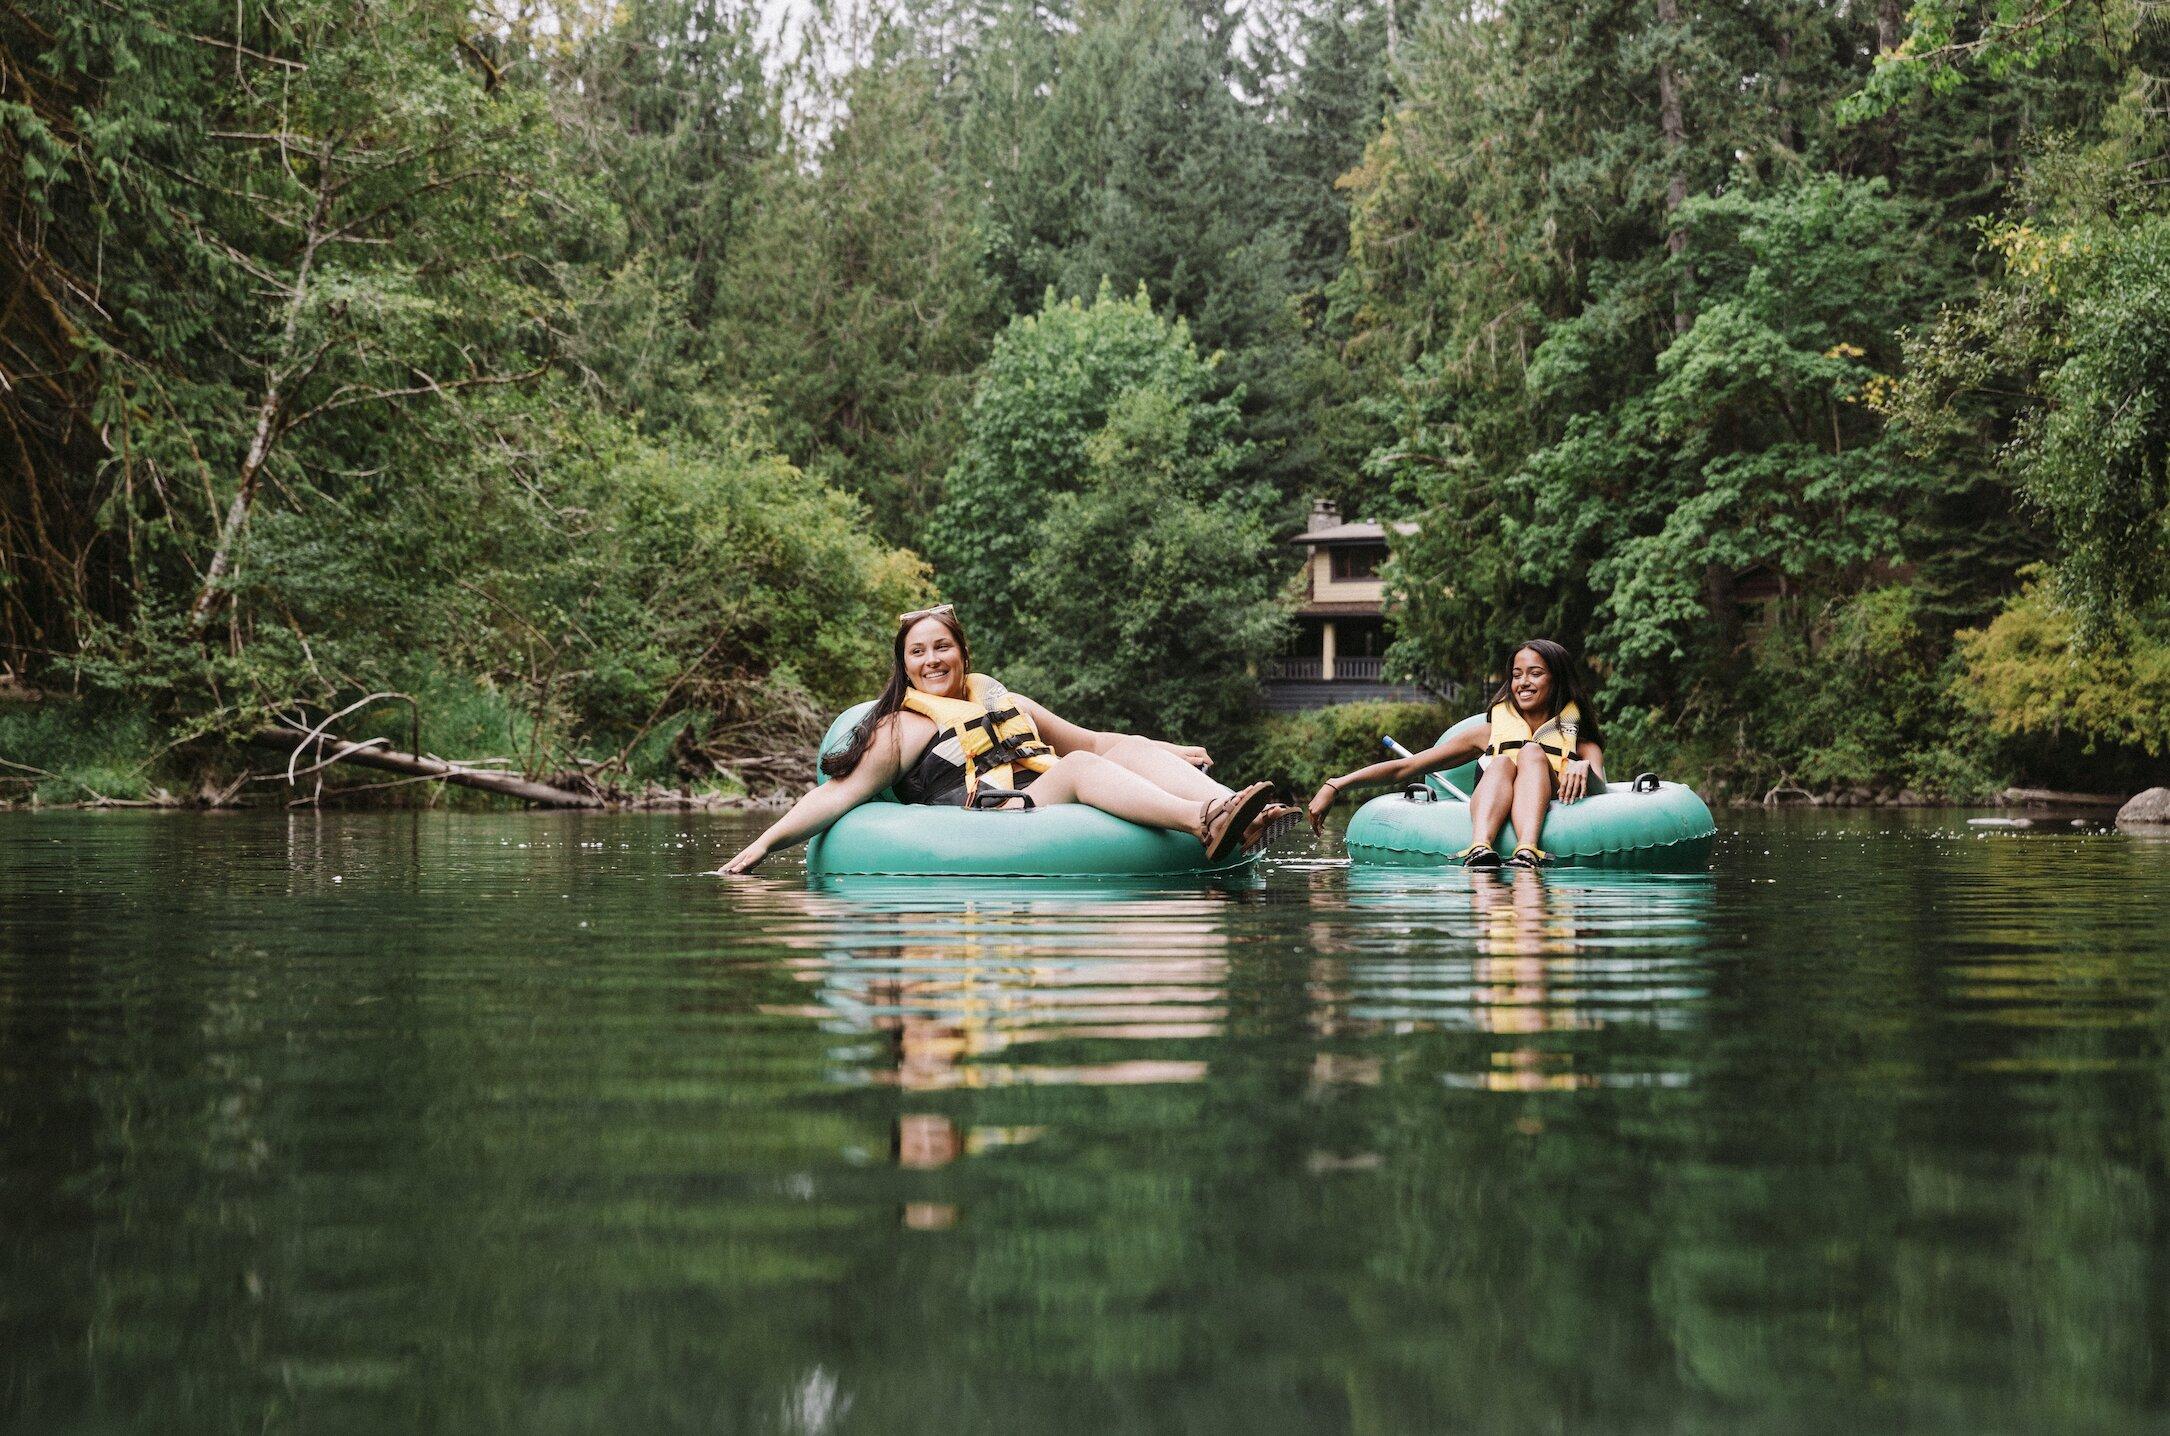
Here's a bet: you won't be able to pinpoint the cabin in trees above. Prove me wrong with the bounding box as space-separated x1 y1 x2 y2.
1261 500 1436 713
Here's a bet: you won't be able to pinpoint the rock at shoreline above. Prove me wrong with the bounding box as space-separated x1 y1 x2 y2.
2118 787 2170 829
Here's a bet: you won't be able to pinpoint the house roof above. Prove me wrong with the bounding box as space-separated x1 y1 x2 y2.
1287 519 1419 546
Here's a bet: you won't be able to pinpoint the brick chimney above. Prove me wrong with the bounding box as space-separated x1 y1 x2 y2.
1310 497 1340 529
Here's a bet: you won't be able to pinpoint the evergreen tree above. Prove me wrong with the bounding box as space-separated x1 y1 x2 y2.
711 52 1000 541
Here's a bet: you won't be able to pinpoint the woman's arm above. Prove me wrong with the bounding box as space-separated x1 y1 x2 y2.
1558 739 1606 804
1014 696 1212 769
1305 724 1490 834
717 718 911 873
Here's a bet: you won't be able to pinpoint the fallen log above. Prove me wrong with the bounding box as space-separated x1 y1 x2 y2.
2000 786 2130 809
251 730 604 808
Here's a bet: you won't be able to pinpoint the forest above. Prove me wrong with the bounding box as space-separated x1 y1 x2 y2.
1 0 2165 807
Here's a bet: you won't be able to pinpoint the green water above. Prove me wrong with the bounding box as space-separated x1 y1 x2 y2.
4 810 2169 1433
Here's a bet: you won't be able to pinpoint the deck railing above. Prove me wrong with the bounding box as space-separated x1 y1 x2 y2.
1261 655 1392 681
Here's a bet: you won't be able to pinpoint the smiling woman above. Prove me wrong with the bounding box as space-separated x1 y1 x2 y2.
718 605 1298 873
1307 639 1619 869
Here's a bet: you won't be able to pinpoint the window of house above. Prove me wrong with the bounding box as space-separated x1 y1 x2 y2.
1331 545 1385 580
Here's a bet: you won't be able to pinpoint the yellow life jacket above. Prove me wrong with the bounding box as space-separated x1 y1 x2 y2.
1484 700 1583 776
899 673 1056 806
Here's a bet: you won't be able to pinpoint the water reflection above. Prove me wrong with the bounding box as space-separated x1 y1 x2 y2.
743 877 1244 1090
1330 865 1714 1094
9 812 2170 1431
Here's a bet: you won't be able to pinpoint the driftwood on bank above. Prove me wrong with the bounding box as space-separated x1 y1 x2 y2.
251 729 604 808
2000 786 2131 808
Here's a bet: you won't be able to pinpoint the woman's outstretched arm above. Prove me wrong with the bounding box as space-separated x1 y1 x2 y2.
717 720 908 873
1305 724 1491 834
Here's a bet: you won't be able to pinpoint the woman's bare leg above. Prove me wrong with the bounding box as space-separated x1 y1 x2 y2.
1468 756 1517 851
1509 744 1555 851
1098 734 1232 802
1023 751 1204 836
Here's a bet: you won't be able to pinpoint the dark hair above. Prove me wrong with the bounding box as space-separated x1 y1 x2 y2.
1487 638 1603 748
820 609 972 779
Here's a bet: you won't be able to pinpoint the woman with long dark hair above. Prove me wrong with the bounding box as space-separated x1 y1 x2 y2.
719 604 1295 872
1301 638 1608 868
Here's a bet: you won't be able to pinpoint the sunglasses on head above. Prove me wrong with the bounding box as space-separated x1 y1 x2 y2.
897 602 957 625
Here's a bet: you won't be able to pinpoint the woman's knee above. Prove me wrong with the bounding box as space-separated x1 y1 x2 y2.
1101 734 1151 763
1050 751 1110 780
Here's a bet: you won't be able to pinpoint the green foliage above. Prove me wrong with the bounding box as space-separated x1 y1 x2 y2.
706 53 998 540
930 285 1251 655
1248 699 1463 795
1843 0 2159 120
2 1 925 800
953 0 1323 506
1888 104 2170 635
0 701 160 804
1955 578 2170 758
1010 388 1288 753
5 0 2166 802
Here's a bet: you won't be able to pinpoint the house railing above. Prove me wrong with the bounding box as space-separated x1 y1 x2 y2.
1261 656 1391 682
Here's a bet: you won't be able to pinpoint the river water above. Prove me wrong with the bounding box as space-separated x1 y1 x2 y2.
3 809 2168 1432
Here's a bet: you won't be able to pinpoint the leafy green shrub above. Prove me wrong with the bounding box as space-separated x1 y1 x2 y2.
0 702 159 804
930 283 1258 658
1955 577 2170 757
1011 388 1287 755
1248 700 1462 796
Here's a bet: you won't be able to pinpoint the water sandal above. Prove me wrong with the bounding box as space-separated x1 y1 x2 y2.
1504 846 1555 869
1201 782 1275 863
1243 803 1302 853
1452 843 1502 869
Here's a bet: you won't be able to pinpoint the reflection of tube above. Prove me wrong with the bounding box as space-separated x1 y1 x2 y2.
1383 736 1467 802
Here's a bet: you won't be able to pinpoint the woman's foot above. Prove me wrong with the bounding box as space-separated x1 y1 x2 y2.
1452 843 1502 869
1504 845 1555 869
1199 782 1275 862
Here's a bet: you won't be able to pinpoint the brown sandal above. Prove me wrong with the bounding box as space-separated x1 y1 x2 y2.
1200 782 1274 863
1243 803 1301 853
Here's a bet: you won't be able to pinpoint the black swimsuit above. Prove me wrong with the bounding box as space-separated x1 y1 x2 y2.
895 744 1040 807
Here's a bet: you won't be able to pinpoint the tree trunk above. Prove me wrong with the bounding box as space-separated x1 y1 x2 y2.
1877 0 1905 53
186 382 283 632
1775 28 1797 157
1656 0 1692 335
186 182 331 634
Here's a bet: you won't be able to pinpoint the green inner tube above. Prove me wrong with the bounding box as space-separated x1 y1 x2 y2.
1344 715 1716 869
802 703 1257 878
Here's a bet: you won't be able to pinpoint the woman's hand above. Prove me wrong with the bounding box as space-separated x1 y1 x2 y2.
1306 779 1342 835
717 840 770 875
1169 744 1213 771
1558 759 1591 804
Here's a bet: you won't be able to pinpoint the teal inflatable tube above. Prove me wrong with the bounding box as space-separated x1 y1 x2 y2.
801 703 1257 879
1344 715 1716 869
